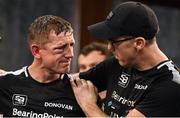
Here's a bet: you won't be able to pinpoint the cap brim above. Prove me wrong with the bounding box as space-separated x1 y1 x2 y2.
88 21 121 40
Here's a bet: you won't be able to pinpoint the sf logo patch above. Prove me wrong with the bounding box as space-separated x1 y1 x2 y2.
12 94 27 106
118 72 130 88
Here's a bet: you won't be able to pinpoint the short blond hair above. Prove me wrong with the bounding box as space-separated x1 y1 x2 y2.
28 15 73 45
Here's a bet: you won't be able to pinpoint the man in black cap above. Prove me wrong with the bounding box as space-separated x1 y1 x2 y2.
70 1 180 117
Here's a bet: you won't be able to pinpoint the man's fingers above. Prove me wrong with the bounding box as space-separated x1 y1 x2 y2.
81 79 88 86
86 80 94 86
69 74 82 87
68 73 79 80
70 78 92 90
87 80 97 93
75 78 83 86
70 79 77 88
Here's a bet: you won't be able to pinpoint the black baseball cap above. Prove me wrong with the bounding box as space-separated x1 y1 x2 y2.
88 1 159 40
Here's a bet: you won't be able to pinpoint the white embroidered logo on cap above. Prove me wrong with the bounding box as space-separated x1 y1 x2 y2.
106 11 113 20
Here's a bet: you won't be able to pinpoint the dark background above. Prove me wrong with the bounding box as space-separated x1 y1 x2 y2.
0 0 180 72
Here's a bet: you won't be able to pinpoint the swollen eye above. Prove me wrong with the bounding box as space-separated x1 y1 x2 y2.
59 44 67 50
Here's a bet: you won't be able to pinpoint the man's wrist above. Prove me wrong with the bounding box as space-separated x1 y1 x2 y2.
81 102 98 113
81 102 107 117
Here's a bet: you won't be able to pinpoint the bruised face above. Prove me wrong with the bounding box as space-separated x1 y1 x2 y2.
78 50 106 72
37 30 74 74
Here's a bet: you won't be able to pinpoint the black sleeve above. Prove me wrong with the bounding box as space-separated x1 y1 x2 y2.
79 57 120 92
0 76 5 112
135 81 180 117
0 89 3 112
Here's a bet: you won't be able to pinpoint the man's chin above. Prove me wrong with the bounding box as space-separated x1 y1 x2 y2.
57 67 70 74
63 67 70 73
118 61 130 68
